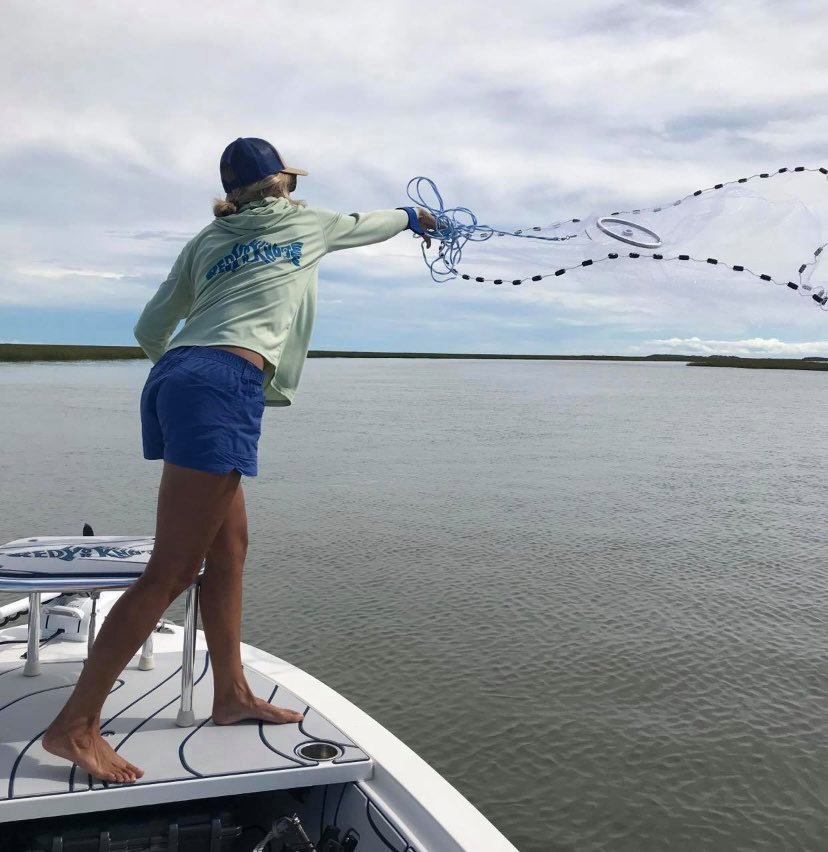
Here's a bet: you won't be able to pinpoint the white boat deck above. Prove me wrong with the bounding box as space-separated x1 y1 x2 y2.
0 633 372 824
0 535 520 850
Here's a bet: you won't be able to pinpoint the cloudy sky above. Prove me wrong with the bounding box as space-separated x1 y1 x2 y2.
2 0 828 356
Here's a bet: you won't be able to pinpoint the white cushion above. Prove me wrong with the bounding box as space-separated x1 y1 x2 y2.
0 536 153 581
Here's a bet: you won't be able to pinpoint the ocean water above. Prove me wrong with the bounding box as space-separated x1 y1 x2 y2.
1 358 827 851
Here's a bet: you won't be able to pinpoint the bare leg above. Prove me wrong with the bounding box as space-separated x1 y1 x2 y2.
43 463 241 783
200 485 302 725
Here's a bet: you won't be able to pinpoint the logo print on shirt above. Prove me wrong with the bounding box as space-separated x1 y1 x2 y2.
206 239 303 280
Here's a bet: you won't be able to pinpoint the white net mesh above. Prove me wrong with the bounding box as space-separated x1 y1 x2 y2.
415 168 828 309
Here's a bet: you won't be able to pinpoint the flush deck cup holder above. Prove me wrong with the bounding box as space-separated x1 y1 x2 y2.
296 741 342 762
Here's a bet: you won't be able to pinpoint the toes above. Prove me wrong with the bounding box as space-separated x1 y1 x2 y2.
112 762 130 781
109 751 143 781
123 761 143 780
271 704 303 721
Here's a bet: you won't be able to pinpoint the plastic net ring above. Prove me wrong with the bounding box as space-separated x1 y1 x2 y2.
596 217 662 249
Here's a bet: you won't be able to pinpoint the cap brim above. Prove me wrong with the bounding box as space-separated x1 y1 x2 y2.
281 165 309 176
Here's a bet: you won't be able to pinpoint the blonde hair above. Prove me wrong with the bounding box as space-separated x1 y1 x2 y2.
213 172 305 217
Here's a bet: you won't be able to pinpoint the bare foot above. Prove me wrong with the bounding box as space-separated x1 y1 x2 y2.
43 723 144 784
212 694 304 726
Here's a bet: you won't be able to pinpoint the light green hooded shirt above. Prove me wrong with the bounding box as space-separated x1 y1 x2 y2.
134 198 410 405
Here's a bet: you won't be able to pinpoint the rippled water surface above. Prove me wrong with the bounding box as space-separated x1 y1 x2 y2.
2 358 827 851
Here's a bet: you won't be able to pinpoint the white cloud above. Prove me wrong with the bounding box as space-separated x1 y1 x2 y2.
0 277 149 308
16 265 136 281
2 0 828 351
642 337 828 357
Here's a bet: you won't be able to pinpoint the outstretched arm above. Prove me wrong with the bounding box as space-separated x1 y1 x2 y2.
315 207 436 252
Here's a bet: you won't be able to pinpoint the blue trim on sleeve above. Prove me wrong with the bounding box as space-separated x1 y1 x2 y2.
397 206 425 236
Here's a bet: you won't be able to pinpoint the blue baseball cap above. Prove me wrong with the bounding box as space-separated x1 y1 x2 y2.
220 137 308 192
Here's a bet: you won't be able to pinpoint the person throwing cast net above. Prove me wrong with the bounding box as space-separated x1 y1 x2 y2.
42 137 436 783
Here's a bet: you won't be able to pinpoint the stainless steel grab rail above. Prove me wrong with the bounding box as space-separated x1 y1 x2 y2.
1 576 200 727
175 583 199 727
23 592 41 677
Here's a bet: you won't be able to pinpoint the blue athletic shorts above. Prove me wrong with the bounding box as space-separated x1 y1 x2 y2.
140 346 266 477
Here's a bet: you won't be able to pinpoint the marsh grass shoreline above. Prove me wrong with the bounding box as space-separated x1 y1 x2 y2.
1 343 827 371
688 356 828 371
